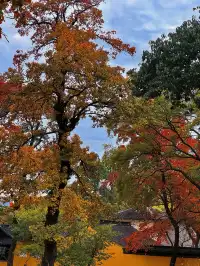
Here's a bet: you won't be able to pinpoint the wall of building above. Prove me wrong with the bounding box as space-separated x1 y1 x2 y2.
0 245 199 266
0 255 39 266
99 245 200 266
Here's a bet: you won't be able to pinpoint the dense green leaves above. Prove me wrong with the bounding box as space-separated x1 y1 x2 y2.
57 223 116 266
130 17 200 103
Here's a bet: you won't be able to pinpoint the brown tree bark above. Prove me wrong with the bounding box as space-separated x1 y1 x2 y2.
169 226 179 266
41 206 60 266
161 173 180 266
41 87 72 266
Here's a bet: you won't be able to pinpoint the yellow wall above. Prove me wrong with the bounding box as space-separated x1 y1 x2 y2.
0 254 39 266
99 245 200 266
0 245 199 266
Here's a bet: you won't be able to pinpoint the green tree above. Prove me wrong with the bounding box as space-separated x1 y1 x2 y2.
2 199 116 266
98 147 122 207
130 17 200 103
57 223 116 266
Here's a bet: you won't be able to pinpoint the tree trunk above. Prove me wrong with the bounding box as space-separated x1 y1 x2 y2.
161 174 179 266
195 232 200 248
170 226 179 266
41 82 74 265
41 239 57 266
7 208 19 266
41 206 60 266
7 239 17 266
170 254 177 266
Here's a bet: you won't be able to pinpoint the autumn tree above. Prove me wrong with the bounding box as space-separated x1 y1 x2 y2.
108 135 200 266
104 96 200 266
0 124 58 266
0 131 115 265
0 80 62 266
2 190 116 266
106 97 200 190
0 1 135 265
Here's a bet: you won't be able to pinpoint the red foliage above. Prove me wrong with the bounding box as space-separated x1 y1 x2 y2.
118 117 200 251
107 171 119 183
100 171 119 188
125 220 171 252
81 0 92 4
0 81 22 103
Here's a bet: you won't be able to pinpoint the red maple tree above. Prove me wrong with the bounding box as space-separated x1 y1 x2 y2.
111 114 200 266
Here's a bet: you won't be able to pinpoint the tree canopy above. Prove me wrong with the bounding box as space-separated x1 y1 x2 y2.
104 97 200 266
5 2 200 266
130 17 200 103
0 1 135 266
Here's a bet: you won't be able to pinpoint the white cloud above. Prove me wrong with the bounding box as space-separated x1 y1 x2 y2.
13 33 22 40
159 0 196 8
127 0 138 5
163 24 178 31
142 22 157 31
12 33 31 48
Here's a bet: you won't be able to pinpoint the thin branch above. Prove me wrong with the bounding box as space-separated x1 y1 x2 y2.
166 231 173 246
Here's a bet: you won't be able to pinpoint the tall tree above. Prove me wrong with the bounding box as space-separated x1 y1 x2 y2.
1 1 135 265
129 17 200 103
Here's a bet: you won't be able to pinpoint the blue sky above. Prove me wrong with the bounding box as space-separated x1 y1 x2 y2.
0 0 199 156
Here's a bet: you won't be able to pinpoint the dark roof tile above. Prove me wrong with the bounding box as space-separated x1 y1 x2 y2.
112 224 136 247
115 208 157 221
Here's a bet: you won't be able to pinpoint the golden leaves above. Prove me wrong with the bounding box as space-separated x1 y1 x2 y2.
60 188 88 223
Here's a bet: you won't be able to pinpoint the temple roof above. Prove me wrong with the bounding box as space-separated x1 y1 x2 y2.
0 225 12 246
112 224 136 247
114 208 158 221
0 225 12 239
